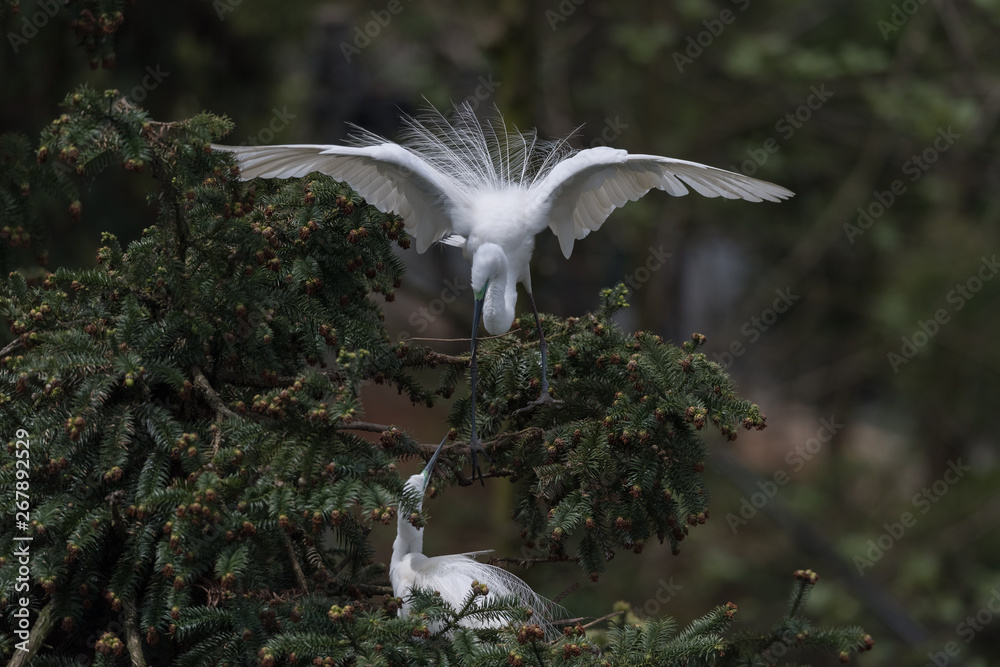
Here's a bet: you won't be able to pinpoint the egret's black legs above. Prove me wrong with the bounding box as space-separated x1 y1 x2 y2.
469 295 488 485
521 291 562 410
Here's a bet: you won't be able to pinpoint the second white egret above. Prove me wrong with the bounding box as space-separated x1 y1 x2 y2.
390 436 556 633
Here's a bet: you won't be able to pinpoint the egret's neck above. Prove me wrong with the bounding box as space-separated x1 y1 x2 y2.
471 243 515 335
392 475 426 567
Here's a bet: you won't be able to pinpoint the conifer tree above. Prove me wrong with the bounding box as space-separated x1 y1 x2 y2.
0 87 872 665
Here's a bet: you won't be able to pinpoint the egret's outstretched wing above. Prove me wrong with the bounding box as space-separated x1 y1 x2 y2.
212 143 465 253
411 553 561 634
529 146 795 258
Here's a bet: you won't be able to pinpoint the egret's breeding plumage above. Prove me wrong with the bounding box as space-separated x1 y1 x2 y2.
213 103 794 482
390 436 556 633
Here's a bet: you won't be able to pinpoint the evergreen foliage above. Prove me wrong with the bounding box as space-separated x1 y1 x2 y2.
0 86 871 665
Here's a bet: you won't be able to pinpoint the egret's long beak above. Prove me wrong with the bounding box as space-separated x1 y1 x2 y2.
472 281 487 350
469 282 488 485
421 434 448 491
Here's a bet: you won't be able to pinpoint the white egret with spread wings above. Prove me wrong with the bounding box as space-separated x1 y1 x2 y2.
214 103 794 482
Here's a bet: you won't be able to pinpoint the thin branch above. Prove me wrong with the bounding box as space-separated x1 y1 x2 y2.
551 582 581 607
190 366 237 421
282 533 310 592
215 367 346 389
487 555 567 567
0 338 21 359
343 582 393 597
6 598 56 667
557 609 626 630
121 597 148 667
403 331 515 344
420 350 468 365
340 421 395 433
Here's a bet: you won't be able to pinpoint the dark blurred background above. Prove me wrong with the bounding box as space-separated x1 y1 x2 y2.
3 1 999 664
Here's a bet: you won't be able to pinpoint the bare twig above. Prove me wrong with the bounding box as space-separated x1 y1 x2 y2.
554 609 626 629
403 331 515 344
340 421 395 433
487 555 568 567
121 597 149 667
551 581 581 606
342 582 393 597
282 534 310 592
420 350 469 365
0 338 21 359
6 598 56 667
191 366 237 421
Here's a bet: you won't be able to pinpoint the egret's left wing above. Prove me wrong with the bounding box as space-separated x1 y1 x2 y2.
529 146 795 258
212 143 465 253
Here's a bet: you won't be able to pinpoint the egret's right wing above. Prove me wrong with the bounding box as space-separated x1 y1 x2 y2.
212 143 465 253
529 146 794 258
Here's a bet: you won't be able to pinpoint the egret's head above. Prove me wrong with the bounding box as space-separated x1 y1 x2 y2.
402 436 447 501
470 243 507 294
471 243 515 335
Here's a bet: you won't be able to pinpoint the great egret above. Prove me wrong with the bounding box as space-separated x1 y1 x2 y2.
213 103 794 482
390 435 555 633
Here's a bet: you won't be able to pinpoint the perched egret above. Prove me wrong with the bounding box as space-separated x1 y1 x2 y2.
390 436 555 632
213 103 794 482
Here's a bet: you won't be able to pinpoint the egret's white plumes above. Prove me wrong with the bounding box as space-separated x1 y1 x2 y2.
214 102 794 480
390 438 557 632
349 104 576 193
